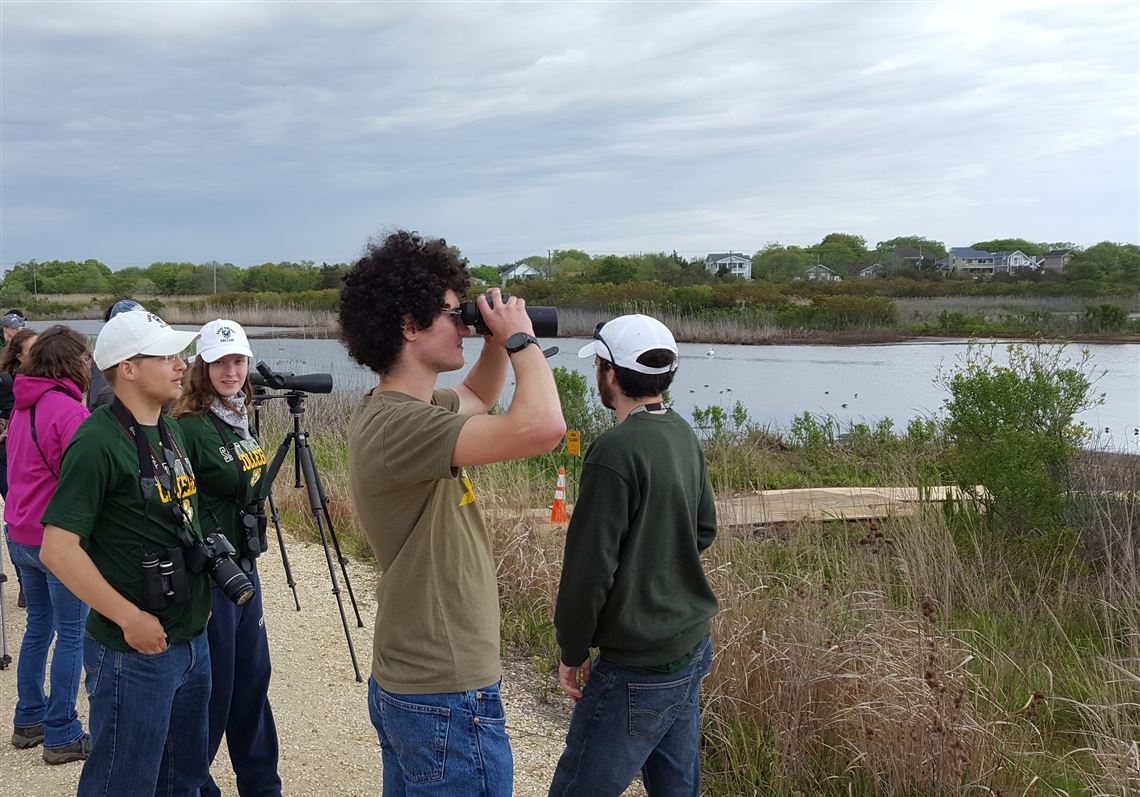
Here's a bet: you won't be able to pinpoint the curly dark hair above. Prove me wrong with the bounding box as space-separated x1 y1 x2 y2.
339 230 470 376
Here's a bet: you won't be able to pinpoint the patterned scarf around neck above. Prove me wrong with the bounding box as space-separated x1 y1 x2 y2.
210 391 251 440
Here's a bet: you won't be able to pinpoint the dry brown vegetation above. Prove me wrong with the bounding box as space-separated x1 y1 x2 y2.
254 391 1140 795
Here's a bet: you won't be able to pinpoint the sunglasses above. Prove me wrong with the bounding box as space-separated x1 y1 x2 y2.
440 307 467 328
593 322 616 364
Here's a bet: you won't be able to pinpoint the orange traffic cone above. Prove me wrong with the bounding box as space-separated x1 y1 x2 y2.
550 467 569 523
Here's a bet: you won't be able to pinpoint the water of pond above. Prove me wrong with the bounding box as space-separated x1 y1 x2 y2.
32 321 1140 448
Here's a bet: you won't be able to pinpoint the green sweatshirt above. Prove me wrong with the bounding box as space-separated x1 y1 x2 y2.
554 409 718 668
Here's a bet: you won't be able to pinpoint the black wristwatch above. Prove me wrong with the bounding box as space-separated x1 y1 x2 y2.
505 332 540 355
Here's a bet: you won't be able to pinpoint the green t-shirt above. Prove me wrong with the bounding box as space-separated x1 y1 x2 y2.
348 388 502 694
175 412 267 553
42 406 212 652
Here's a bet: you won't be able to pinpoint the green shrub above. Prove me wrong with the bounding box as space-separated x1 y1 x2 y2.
1083 303 1129 331
940 343 1103 533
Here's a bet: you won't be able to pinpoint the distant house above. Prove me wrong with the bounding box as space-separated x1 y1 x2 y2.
945 247 997 275
992 250 1039 274
806 264 841 281
499 263 543 282
945 247 1039 276
859 263 887 279
891 246 938 267
704 252 752 279
1041 249 1073 272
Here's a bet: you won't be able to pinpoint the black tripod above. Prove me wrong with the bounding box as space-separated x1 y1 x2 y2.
254 389 365 682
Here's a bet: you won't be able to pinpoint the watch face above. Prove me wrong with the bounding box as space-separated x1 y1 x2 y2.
507 332 536 353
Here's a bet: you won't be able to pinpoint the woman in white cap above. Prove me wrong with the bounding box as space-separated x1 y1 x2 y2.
171 320 281 797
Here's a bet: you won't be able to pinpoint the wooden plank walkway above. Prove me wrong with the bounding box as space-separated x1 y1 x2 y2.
514 486 985 526
714 486 982 526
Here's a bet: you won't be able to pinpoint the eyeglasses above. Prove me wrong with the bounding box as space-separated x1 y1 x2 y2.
130 351 188 363
593 322 616 364
440 307 467 329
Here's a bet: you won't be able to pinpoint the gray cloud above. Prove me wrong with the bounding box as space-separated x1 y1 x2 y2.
1 0 1136 267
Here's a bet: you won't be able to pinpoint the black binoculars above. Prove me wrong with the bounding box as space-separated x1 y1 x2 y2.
458 292 558 338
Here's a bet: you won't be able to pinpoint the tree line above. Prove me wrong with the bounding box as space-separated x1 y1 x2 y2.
3 235 1137 298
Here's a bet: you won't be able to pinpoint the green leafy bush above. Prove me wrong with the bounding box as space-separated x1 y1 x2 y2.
940 344 1103 533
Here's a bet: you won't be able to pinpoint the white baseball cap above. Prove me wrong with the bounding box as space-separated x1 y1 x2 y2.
577 314 679 375
93 310 200 370
196 319 253 363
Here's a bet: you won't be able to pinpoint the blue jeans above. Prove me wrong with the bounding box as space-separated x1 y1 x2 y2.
367 678 513 796
548 636 713 797
7 540 89 749
78 632 212 797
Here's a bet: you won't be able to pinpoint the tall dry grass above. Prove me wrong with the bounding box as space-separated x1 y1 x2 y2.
250 388 1139 794
159 302 336 337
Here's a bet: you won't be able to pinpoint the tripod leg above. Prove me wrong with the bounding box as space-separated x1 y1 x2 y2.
308 454 364 629
295 437 363 682
265 491 300 612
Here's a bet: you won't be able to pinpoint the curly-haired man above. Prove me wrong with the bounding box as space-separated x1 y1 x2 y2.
340 230 566 796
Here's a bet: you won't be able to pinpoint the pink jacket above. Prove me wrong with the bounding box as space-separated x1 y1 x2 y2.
4 375 90 546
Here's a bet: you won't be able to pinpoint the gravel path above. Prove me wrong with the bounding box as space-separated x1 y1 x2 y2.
1 533 644 796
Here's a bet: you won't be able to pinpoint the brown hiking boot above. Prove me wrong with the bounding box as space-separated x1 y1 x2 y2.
43 733 91 765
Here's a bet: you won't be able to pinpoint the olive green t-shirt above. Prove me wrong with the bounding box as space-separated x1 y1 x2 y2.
175 412 267 552
42 406 212 652
348 388 501 694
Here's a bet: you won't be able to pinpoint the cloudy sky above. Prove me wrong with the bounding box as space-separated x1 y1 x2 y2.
1 1 1137 269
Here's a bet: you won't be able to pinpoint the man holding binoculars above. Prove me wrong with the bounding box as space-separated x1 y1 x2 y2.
40 310 217 796
340 230 565 796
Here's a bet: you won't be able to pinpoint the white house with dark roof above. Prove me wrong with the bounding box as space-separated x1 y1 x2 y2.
703 252 752 279
499 262 543 282
859 263 887 278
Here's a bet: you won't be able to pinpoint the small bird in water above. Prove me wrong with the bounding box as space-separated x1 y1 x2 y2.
824 391 829 395
854 393 858 398
706 348 714 357
841 403 848 409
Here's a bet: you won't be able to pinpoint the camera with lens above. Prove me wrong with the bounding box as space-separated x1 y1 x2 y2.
183 533 255 606
459 291 558 337
250 362 333 394
239 502 269 564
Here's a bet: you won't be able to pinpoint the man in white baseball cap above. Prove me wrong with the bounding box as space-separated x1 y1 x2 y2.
577 313 679 374
551 312 717 797
40 310 214 795
92 310 199 372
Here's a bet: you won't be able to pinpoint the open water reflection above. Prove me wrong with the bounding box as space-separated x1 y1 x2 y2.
35 321 1140 447
253 336 1140 448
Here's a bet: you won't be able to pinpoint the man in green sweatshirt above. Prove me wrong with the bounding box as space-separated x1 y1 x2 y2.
550 313 718 797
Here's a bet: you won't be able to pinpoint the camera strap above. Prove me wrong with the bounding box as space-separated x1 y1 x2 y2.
206 412 245 482
205 411 261 512
109 398 195 536
29 385 74 479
